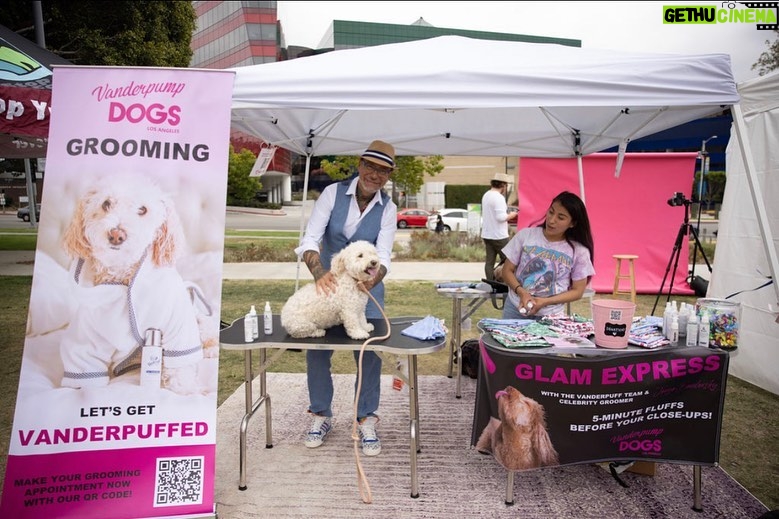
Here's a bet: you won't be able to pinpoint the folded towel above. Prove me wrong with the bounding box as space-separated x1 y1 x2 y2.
401 315 447 340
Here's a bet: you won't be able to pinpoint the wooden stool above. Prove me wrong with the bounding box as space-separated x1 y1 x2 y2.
612 254 638 303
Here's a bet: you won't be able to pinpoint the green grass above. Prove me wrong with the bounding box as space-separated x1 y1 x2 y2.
0 234 37 250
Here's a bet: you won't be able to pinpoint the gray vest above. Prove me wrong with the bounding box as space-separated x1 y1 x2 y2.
320 180 388 318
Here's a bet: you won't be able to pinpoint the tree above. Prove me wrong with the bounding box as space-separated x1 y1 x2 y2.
752 29 779 76
0 0 195 66
392 155 444 204
319 154 444 203
227 146 263 205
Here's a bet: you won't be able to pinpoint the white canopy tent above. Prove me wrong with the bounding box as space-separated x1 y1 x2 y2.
229 35 740 282
231 35 739 198
709 71 779 396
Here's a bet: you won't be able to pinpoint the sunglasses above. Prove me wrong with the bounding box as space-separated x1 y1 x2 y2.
361 160 393 177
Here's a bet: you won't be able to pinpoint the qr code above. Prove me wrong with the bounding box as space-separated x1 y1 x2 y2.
154 456 204 507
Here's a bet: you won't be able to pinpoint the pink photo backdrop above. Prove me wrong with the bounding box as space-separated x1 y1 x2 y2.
516 153 699 296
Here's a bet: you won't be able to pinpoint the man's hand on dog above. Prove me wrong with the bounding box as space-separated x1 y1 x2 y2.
314 271 338 296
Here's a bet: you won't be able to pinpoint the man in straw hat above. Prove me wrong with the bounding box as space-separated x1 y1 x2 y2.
481 172 518 281
294 140 397 456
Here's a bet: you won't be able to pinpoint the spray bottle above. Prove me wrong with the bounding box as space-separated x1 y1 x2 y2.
249 305 259 339
669 315 679 346
686 312 698 347
264 301 273 335
698 311 710 348
678 303 689 338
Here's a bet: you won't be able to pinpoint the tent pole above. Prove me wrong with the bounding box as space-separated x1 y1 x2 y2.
577 154 585 203
294 153 313 291
731 103 779 307
24 159 38 227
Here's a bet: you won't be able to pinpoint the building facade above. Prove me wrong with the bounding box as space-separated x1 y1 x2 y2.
190 1 293 204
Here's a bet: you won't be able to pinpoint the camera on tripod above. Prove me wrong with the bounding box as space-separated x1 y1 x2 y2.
667 192 690 207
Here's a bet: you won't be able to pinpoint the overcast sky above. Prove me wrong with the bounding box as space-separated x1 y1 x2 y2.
276 1 773 83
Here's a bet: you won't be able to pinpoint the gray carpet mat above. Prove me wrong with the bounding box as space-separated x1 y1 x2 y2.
215 373 768 518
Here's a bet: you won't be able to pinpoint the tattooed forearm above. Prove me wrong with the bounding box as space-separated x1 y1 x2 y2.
364 264 388 291
302 250 326 280
374 264 388 284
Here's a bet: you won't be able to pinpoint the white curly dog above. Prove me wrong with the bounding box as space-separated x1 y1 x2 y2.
281 240 381 340
59 174 212 395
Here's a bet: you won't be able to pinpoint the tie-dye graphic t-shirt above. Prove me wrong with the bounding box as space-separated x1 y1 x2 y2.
502 226 594 316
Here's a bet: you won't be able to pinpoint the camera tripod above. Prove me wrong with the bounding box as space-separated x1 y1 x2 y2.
652 200 713 315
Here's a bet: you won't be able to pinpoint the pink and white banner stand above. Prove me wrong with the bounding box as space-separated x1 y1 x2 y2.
1 66 234 519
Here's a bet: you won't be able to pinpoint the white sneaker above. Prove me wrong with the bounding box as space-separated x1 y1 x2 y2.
304 415 332 448
357 416 381 456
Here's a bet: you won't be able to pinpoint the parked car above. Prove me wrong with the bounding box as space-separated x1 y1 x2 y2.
17 204 41 222
426 208 475 233
396 208 432 228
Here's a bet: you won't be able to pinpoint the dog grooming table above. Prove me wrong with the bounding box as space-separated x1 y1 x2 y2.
220 315 445 498
435 285 507 399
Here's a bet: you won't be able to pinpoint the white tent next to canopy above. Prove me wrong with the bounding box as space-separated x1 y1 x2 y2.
709 71 779 396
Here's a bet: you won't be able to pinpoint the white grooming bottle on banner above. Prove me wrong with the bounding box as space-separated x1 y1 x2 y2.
140 328 162 387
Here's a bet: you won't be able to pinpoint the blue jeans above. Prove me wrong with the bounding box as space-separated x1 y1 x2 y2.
307 286 384 420
306 349 382 420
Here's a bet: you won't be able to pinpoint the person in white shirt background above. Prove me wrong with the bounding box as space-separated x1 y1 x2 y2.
480 172 518 281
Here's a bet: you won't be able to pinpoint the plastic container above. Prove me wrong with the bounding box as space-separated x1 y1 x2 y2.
591 299 636 349
695 298 740 351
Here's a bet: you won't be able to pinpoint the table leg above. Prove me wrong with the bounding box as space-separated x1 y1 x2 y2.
237 348 273 491
448 299 459 378
451 299 464 398
505 470 515 505
692 465 702 512
408 354 420 498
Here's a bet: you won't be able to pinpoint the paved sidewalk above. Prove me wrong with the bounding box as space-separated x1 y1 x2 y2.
0 251 483 281
0 251 711 283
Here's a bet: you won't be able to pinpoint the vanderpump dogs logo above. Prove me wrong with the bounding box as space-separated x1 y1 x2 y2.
663 2 779 29
65 80 210 162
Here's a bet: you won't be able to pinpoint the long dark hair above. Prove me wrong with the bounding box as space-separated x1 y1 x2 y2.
534 191 595 263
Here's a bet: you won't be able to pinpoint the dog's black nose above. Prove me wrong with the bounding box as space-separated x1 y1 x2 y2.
370 260 378 266
108 227 126 245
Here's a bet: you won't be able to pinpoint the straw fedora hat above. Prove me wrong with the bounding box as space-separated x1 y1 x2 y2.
492 172 514 184
361 140 396 169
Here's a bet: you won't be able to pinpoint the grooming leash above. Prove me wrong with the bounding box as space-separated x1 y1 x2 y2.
351 281 391 504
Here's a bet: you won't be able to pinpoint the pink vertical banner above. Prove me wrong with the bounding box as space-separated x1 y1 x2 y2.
1 66 234 519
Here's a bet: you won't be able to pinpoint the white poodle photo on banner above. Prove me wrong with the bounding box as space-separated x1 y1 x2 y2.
20 169 222 403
